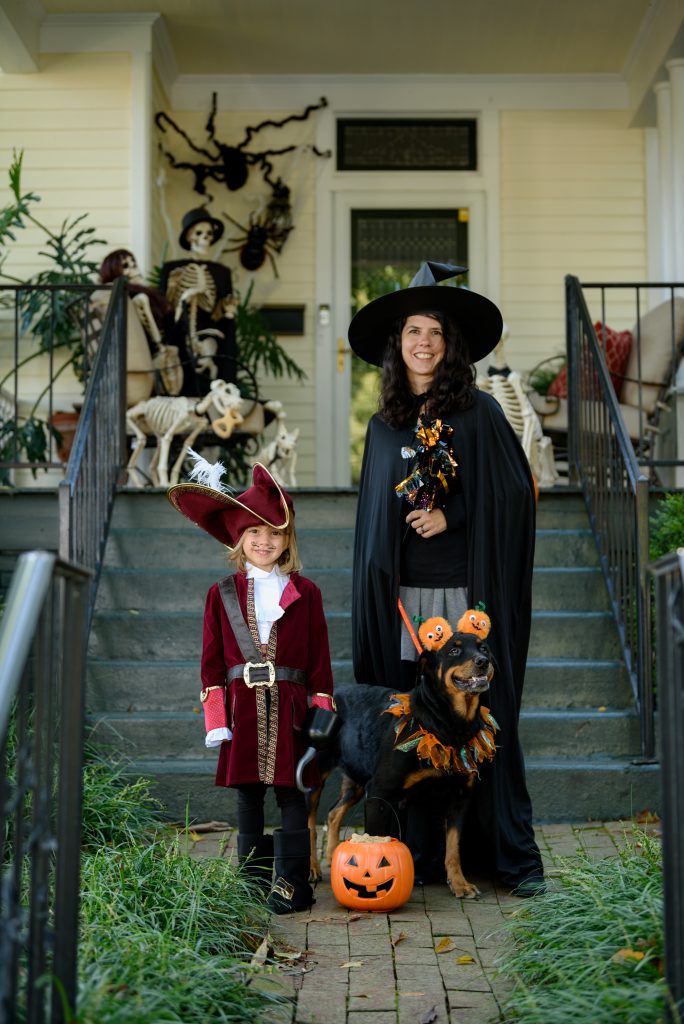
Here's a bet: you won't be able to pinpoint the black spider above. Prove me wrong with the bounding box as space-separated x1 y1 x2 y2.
223 180 294 277
155 94 331 198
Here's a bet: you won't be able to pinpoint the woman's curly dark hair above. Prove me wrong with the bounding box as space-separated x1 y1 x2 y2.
378 310 476 428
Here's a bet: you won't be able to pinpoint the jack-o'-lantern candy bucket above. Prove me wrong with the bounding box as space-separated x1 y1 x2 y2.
330 833 414 912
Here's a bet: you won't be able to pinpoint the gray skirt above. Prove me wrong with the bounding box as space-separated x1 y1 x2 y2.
398 585 468 661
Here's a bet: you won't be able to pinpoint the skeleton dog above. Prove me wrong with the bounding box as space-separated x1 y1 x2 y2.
307 620 497 898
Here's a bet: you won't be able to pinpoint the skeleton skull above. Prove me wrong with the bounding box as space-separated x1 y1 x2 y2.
187 222 215 258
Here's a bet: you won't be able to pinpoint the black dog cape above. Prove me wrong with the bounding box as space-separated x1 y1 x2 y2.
352 390 542 887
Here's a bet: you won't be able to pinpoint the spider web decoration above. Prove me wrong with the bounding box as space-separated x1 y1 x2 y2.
155 94 332 198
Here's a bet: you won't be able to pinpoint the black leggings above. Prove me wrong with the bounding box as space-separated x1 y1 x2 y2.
236 783 307 834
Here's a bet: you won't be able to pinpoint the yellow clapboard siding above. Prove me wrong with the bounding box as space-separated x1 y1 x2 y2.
0 109 129 131
0 130 130 151
0 90 129 112
500 109 646 368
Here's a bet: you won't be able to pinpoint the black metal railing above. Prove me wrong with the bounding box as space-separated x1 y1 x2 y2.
649 550 684 1017
0 550 91 1024
566 276 654 758
0 282 119 474
57 279 126 626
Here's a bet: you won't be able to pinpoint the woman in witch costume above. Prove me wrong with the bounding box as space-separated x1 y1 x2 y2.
168 458 335 913
348 261 544 895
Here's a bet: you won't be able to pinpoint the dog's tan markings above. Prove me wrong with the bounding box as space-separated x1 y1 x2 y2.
445 823 480 899
443 664 480 721
307 772 327 881
325 774 364 864
403 767 441 789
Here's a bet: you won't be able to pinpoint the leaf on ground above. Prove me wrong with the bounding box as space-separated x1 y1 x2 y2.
348 913 362 922
391 931 408 948
418 1004 438 1023
189 821 232 832
455 954 475 964
435 937 455 953
273 949 302 961
636 809 660 824
192 706 201 714
188 831 204 842
251 936 273 967
612 947 645 963
340 960 364 969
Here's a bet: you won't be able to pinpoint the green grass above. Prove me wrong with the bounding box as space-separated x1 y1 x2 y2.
496 830 679 1024
75 753 289 1024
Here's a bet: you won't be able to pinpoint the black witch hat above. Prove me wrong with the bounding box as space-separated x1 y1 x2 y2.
347 261 503 367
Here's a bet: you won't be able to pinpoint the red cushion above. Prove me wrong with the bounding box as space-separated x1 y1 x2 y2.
547 365 567 399
593 322 633 399
545 324 632 401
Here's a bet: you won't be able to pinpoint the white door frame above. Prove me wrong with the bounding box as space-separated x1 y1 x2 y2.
324 189 489 486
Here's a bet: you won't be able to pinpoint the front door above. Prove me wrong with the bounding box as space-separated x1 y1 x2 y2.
347 208 469 482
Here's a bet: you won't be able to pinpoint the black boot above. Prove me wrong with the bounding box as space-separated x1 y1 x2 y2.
267 828 314 915
237 833 274 896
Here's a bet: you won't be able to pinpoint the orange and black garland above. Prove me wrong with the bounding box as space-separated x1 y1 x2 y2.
385 692 499 775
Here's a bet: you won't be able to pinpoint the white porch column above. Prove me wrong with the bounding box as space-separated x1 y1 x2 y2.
654 81 674 280
129 50 153 273
667 59 684 280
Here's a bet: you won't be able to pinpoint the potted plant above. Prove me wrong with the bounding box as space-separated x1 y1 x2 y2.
0 150 105 482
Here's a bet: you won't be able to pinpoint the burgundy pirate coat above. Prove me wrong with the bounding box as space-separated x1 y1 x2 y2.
201 571 334 788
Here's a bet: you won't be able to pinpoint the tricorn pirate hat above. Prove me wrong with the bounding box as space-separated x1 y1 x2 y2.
178 207 225 251
167 455 293 548
347 261 503 367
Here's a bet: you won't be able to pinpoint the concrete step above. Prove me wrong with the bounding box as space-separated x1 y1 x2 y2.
527 612 620 660
96 563 604 614
522 659 631 708
519 708 640 758
97 566 353 613
531 567 607 611
534 529 598 567
89 608 354 660
103 527 355 570
87 655 632 713
525 758 660 822
117 756 660 826
87 657 354 711
89 608 617 663
87 704 642 765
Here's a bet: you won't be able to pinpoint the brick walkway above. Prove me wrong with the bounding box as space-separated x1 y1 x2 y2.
188 820 638 1024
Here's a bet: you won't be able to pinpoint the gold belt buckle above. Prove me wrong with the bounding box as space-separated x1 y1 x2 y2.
243 661 276 688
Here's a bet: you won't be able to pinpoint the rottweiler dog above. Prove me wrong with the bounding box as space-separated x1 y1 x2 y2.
308 630 496 898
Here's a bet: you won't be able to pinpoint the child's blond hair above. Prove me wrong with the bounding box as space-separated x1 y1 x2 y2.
228 523 302 574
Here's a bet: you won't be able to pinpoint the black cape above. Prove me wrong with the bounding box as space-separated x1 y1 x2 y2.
352 390 542 886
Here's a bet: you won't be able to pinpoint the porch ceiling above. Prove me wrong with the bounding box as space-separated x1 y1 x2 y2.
40 0 652 76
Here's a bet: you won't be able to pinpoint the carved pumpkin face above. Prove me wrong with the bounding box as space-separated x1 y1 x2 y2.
330 837 414 912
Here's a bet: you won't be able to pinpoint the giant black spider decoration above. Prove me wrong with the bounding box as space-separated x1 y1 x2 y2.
155 94 331 197
223 179 294 277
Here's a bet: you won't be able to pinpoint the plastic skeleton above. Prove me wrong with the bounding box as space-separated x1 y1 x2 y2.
130 292 183 396
164 223 235 380
477 330 558 489
126 379 244 487
249 400 299 488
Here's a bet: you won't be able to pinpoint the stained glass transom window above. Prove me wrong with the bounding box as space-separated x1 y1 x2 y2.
337 119 477 171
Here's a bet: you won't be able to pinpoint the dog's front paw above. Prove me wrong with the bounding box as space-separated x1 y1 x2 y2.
309 858 323 883
448 877 481 899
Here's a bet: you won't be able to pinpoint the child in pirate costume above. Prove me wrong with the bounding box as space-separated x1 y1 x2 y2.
168 458 335 914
